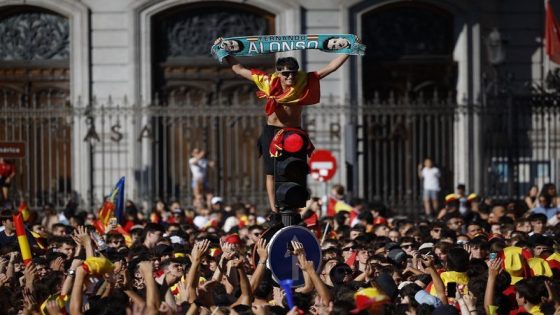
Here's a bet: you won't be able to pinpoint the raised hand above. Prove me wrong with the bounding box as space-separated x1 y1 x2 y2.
73 226 91 246
291 241 305 258
256 238 268 263
487 257 503 279
191 239 211 264
420 255 435 269
8 252 19 263
272 286 285 307
138 261 153 277
51 257 65 272
221 239 237 260
23 263 37 287
228 258 243 270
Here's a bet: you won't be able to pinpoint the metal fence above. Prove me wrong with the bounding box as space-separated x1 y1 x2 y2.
480 93 560 200
358 93 457 214
2 91 560 215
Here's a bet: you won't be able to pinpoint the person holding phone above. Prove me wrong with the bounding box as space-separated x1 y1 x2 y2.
428 247 470 297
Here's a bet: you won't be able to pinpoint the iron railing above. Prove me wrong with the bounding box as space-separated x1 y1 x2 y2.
2 91 560 216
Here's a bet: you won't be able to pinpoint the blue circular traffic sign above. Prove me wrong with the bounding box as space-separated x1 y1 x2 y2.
267 225 322 287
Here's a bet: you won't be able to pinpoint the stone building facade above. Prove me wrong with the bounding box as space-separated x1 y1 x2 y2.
0 0 556 212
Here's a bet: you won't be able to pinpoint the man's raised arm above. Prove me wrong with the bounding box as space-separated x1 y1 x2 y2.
224 55 253 81
316 54 350 79
215 38 253 81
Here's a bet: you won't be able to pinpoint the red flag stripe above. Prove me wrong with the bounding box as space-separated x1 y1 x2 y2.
546 1 560 64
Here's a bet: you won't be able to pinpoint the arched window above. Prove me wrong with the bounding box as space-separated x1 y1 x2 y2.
148 2 275 203
361 3 456 100
0 6 71 206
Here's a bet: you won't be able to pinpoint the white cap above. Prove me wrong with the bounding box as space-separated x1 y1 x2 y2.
211 196 223 205
418 242 434 251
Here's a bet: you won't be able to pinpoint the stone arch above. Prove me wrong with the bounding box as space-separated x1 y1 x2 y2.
346 0 478 104
128 0 302 104
0 0 90 207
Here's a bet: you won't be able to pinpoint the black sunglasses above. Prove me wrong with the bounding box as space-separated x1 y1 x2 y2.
279 70 297 77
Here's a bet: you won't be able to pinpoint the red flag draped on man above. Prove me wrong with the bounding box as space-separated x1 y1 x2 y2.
546 1 560 64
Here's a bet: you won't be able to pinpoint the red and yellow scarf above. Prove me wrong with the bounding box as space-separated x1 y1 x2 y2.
251 69 320 116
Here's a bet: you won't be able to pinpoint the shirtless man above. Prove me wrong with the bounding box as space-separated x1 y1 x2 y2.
218 38 350 211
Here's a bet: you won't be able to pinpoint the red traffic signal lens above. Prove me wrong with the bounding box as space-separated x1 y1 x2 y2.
283 133 304 153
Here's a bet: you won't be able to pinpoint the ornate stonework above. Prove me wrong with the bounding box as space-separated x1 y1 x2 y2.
157 9 269 58
0 11 69 61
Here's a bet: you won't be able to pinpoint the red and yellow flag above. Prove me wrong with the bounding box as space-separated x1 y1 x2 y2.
251 69 320 116
29 230 47 250
18 200 30 222
96 177 126 233
13 212 32 266
327 197 353 217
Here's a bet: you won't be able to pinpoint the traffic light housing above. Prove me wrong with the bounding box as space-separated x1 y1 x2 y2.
274 131 310 210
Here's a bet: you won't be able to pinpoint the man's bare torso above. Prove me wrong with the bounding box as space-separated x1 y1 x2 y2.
266 80 304 128
267 104 303 128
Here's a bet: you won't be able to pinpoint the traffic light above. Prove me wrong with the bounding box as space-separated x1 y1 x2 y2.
273 130 310 211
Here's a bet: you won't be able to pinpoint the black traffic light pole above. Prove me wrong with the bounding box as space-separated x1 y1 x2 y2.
272 130 310 227
274 158 304 227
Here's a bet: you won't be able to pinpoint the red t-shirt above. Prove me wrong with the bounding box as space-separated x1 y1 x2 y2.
0 162 15 177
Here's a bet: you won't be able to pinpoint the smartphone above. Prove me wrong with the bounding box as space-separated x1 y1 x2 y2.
447 282 457 298
489 252 498 260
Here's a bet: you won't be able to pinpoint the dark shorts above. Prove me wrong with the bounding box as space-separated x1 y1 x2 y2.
0 177 9 188
257 125 282 175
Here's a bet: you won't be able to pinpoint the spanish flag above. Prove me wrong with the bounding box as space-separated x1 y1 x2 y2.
327 197 353 217
18 200 30 222
96 177 125 233
251 69 320 116
29 230 47 250
13 212 32 266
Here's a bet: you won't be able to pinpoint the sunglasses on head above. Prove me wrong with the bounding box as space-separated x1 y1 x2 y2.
342 246 355 251
279 70 298 77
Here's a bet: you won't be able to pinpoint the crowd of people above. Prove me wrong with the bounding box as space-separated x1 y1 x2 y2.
0 181 559 315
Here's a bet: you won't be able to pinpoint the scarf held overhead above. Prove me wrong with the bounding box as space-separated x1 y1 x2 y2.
211 34 366 62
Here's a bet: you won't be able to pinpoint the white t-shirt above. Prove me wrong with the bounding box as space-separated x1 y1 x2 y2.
189 157 208 181
422 167 441 191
